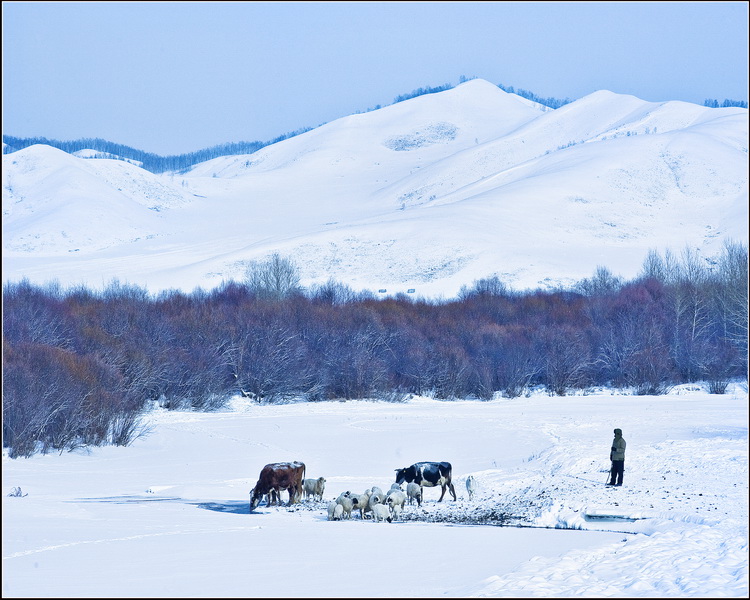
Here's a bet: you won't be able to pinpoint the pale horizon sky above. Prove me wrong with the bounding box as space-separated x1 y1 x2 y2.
3 1 748 156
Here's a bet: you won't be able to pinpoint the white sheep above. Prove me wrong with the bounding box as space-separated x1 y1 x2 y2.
371 503 392 523
391 503 403 521
336 493 358 519
385 485 402 503
465 475 476 501
327 500 338 521
370 486 384 497
351 490 372 519
386 490 407 515
406 481 422 507
389 482 403 492
332 503 344 521
303 477 326 501
368 490 386 512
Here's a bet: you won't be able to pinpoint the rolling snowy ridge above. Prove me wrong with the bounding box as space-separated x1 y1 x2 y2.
3 79 747 296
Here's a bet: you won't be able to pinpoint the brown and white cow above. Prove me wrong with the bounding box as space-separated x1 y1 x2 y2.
249 461 305 511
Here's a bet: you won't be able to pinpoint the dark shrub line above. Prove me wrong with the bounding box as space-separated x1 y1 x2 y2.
3 242 747 457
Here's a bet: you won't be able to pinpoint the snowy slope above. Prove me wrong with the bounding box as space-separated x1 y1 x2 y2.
185 79 543 179
2 145 195 255
2 79 747 296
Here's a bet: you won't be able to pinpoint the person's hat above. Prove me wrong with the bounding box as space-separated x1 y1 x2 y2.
614 428 622 435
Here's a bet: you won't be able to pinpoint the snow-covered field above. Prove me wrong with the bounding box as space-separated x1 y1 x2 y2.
3 384 747 597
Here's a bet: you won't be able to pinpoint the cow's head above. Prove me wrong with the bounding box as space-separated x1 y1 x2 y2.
394 467 408 484
249 487 262 511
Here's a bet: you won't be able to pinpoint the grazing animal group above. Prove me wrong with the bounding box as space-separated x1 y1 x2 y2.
325 484 405 523
250 460 474 522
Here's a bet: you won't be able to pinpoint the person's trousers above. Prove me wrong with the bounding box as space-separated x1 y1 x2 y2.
610 460 624 485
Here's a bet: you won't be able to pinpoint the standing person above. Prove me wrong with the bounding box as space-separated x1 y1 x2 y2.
607 428 626 486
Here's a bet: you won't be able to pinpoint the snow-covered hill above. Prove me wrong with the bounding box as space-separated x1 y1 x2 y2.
2 79 747 296
2 145 195 255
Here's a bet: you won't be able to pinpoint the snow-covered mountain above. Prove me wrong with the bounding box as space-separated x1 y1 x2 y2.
3 79 747 296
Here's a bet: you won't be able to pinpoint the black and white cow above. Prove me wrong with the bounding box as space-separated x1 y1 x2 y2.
394 461 456 502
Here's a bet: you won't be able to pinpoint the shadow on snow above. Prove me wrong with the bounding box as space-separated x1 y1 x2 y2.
71 495 252 515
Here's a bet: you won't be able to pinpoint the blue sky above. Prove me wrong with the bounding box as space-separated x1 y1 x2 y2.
3 1 748 155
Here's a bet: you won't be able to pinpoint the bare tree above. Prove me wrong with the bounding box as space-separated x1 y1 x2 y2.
669 247 715 380
575 266 623 296
639 249 666 281
244 253 301 300
712 239 748 366
308 278 357 305
535 326 592 396
229 321 312 402
458 275 509 299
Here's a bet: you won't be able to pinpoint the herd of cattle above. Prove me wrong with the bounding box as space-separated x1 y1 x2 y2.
249 460 477 522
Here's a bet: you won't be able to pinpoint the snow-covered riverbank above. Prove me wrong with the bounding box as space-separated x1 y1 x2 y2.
3 384 747 597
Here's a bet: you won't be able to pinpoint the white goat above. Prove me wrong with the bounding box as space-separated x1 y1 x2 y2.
465 475 476 501
302 477 326 501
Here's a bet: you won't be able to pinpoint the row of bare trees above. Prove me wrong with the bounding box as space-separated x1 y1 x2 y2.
3 242 747 457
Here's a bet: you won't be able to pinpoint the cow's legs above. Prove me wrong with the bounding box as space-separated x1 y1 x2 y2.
438 484 446 502
289 484 301 505
448 482 456 501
